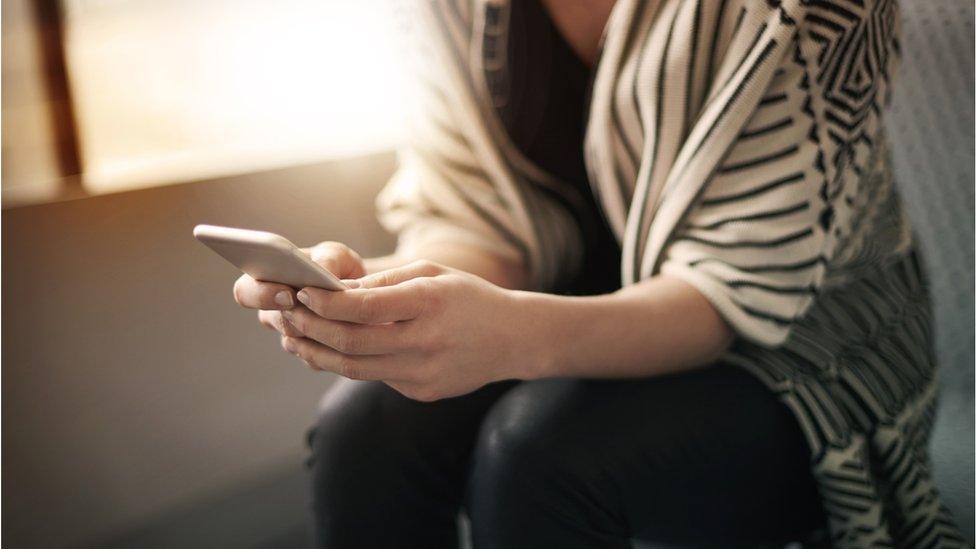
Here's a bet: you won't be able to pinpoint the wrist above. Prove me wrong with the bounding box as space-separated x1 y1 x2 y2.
507 290 581 381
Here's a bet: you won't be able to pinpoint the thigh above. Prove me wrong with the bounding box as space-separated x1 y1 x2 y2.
309 378 516 497
475 365 825 547
307 379 516 548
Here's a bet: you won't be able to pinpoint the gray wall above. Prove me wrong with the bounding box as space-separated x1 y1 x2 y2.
2 153 397 548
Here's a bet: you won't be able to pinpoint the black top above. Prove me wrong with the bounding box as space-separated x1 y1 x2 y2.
496 0 620 294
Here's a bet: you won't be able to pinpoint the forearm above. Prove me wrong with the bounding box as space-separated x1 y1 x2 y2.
364 244 528 290
517 274 735 379
363 245 730 378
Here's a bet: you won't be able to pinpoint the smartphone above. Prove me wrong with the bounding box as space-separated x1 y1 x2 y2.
193 224 347 291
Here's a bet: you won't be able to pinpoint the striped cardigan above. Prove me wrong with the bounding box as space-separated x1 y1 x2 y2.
377 0 967 546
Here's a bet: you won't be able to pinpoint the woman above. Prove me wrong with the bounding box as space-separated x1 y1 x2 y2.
233 0 966 547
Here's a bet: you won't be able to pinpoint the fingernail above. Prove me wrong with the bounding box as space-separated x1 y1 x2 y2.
275 291 294 308
281 309 293 321
296 290 310 305
342 279 360 289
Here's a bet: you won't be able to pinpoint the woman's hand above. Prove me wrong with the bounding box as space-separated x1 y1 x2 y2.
232 241 366 337
279 261 544 401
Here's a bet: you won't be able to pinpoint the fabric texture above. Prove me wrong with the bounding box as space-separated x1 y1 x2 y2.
376 0 967 546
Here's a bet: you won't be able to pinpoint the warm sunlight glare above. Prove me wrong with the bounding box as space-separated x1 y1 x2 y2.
63 0 407 193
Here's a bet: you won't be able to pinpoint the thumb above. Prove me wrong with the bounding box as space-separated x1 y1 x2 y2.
358 260 445 289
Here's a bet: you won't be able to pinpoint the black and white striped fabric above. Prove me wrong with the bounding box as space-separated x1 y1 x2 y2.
377 1 968 545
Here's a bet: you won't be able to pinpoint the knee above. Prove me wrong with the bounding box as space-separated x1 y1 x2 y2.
466 381 631 547
307 399 363 475
305 381 396 514
467 389 582 517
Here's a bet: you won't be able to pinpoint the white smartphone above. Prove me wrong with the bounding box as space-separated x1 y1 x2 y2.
193 224 347 291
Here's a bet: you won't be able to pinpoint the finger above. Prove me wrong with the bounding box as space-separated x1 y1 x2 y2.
258 310 276 330
282 307 413 354
281 336 405 380
297 279 432 324
259 310 304 337
234 275 296 310
308 242 365 280
357 260 445 289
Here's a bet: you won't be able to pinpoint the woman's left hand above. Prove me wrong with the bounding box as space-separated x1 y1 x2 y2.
280 261 544 401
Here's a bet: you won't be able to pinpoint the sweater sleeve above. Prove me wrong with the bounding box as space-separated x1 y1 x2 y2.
376 3 584 290
659 2 900 347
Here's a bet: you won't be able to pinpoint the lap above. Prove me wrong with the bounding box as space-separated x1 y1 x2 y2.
473 364 825 544
309 377 514 474
309 365 824 545
306 379 518 548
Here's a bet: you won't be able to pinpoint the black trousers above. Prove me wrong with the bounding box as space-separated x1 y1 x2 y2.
305 365 826 548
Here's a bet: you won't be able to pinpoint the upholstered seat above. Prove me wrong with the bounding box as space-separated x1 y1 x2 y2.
885 0 974 542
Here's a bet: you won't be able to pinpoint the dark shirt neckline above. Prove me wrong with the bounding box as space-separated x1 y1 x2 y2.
495 0 621 294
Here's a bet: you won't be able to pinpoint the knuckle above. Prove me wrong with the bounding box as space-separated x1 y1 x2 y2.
345 333 366 354
356 292 377 323
411 259 440 276
313 242 359 271
332 327 363 354
312 241 342 255
311 241 341 264
325 324 344 349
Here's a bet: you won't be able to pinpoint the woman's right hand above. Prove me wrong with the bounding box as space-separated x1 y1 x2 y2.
232 241 366 337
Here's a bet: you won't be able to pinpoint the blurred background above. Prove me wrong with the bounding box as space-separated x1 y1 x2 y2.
3 0 405 546
2 0 974 548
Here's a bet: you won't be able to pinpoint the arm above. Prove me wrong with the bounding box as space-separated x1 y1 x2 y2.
276 256 733 402
515 275 733 380
366 245 731 381
363 247 731 381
